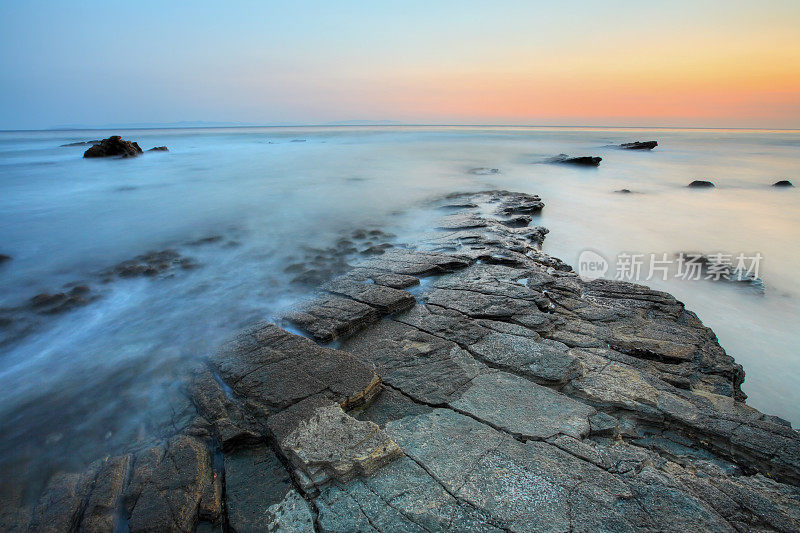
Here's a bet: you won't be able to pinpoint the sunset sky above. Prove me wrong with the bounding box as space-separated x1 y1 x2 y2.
1 1 799 129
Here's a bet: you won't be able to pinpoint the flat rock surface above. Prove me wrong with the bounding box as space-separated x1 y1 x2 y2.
7 190 800 532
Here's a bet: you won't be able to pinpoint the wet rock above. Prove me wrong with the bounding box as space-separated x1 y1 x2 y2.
147 146 169 152
322 278 415 315
615 188 633 193
124 435 218 532
83 135 143 158
107 249 198 278
284 295 380 343
359 242 393 255
224 445 314 532
688 180 715 188
188 367 262 451
548 154 602 166
773 179 794 187
620 140 658 150
30 285 95 314
213 322 381 416
0 254 10 264
29 468 98 532
80 454 132 531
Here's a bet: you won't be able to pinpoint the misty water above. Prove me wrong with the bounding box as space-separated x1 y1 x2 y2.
1 126 798 497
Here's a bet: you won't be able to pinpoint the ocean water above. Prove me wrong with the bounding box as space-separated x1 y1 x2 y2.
1 125 798 495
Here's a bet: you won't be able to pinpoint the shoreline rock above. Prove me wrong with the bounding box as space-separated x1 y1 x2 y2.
773 180 794 187
6 190 800 532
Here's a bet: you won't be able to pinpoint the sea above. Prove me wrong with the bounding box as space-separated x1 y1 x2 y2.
1 125 798 497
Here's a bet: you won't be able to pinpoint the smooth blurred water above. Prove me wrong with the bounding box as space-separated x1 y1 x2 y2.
0 125 798 495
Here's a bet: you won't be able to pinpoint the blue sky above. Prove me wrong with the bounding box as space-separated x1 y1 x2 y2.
1 1 799 129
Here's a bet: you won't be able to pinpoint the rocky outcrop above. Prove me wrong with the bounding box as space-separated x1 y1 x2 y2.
621 140 658 150
773 180 794 187
104 249 198 279
83 136 143 158
147 146 169 152
7 190 800 532
689 180 715 188
548 154 602 166
30 285 95 314
0 253 12 264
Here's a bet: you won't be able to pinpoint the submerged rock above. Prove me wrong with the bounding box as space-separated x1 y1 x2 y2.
468 167 500 175
0 254 10 264
548 154 602 166
60 140 101 147
30 285 95 314
773 180 794 187
615 188 633 193
106 249 198 278
688 179 715 188
620 140 658 150
83 135 143 158
147 146 169 152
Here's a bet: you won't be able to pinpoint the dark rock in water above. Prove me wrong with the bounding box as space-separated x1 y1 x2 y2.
468 167 500 175
30 285 95 314
360 243 393 255
60 140 101 147
83 135 143 158
147 146 169 152
773 180 794 187
615 188 633 193
549 154 602 166
620 140 658 150
290 139 306 143
107 249 198 278
677 252 765 294
187 235 223 246
0 254 10 264
688 180 715 188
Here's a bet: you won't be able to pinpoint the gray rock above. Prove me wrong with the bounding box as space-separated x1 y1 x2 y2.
450 372 594 439
224 445 314 532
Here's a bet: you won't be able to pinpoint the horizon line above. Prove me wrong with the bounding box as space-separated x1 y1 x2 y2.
2 123 800 133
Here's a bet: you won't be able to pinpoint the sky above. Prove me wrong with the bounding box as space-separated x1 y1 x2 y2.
1 0 799 130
